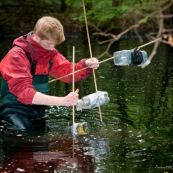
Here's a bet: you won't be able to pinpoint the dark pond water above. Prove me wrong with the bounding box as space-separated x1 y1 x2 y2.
0 35 173 173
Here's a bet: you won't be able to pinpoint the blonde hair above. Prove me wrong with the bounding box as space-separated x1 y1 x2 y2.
34 16 65 45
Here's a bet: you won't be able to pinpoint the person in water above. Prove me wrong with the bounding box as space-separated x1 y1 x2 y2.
0 16 99 131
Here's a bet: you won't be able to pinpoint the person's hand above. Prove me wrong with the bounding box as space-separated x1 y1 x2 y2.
85 58 99 69
64 89 79 106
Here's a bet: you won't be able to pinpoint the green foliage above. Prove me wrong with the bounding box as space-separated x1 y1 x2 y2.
63 0 165 31
0 0 171 34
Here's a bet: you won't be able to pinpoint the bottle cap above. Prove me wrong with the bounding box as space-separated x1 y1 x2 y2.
76 99 83 111
71 122 90 135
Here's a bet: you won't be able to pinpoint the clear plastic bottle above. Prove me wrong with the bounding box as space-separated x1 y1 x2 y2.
113 49 148 66
76 91 110 111
71 122 90 135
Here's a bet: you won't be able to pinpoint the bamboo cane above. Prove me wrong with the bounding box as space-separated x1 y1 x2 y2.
71 46 89 136
72 47 75 157
138 38 161 49
82 0 103 122
72 46 75 125
49 38 161 84
71 46 76 158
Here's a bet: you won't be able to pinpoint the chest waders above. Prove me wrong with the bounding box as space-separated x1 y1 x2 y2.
0 49 53 121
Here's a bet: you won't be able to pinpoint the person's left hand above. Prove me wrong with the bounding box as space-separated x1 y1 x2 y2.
85 57 99 69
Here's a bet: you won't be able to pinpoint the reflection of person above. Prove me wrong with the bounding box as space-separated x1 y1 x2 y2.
1 133 95 173
0 16 99 131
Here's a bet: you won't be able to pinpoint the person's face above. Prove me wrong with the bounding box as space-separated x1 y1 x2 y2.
39 39 57 51
34 33 57 51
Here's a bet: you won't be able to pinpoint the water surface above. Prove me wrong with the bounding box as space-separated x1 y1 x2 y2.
0 36 173 173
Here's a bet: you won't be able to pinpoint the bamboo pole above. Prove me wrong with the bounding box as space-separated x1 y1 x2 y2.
138 38 161 49
82 0 102 122
49 37 161 83
72 46 75 125
49 58 111 83
72 46 75 158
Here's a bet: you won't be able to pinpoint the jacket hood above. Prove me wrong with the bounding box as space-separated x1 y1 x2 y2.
12 32 57 60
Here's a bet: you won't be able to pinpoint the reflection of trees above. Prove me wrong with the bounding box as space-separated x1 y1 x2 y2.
114 67 134 127
148 46 173 133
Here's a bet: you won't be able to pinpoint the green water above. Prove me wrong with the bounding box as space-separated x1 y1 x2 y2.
0 36 172 173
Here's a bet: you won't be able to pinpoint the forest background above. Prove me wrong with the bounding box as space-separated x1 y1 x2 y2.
0 0 173 58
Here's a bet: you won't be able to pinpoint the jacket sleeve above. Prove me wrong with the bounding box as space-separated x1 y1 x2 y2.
49 52 93 83
0 48 36 104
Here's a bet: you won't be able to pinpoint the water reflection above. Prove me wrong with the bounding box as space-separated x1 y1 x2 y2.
0 120 109 173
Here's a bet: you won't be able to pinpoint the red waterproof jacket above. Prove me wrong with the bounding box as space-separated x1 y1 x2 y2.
0 32 92 104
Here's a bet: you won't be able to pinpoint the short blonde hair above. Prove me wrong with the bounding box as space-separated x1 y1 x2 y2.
34 16 65 45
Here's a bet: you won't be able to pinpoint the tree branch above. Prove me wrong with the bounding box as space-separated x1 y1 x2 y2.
92 0 173 61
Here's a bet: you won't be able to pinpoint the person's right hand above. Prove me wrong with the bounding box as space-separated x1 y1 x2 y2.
85 58 99 69
63 89 79 106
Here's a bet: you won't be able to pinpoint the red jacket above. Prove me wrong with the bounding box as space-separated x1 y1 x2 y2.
0 32 92 104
